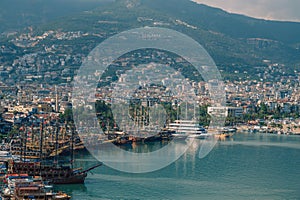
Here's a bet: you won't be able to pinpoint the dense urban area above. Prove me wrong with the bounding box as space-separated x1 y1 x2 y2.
0 28 300 139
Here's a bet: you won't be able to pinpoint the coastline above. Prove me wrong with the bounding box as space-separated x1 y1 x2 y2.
236 124 300 135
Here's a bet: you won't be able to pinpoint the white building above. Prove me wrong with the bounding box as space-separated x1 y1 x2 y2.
208 106 243 118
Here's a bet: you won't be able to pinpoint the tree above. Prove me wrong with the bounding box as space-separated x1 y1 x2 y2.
60 108 73 123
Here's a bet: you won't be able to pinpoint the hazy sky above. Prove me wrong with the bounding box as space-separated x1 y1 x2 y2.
193 0 300 22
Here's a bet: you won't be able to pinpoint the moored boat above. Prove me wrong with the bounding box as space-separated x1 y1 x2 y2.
7 160 102 184
168 120 207 138
2 173 71 200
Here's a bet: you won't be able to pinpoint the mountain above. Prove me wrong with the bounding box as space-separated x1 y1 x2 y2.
0 0 114 33
144 0 300 45
43 0 300 66
1 0 300 82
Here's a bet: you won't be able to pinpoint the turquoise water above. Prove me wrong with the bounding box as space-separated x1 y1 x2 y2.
56 134 300 200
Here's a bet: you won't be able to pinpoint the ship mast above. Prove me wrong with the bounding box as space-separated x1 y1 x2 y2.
23 125 27 162
20 126 23 162
70 123 74 169
55 120 59 166
39 117 44 173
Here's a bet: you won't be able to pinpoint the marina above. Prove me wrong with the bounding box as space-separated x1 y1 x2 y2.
64 133 300 200
0 117 299 199
1 107 298 200
0 120 103 199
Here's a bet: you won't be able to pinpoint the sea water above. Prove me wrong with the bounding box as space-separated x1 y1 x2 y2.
56 133 300 200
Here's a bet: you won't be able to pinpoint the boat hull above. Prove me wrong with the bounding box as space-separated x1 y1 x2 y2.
7 161 87 184
51 173 87 184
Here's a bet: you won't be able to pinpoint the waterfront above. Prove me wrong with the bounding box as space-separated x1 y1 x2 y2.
58 133 300 200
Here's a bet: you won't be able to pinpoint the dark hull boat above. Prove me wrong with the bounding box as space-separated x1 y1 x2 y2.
7 121 102 184
7 160 102 184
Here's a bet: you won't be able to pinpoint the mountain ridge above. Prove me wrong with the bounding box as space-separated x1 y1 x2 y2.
1 0 299 82
142 0 300 45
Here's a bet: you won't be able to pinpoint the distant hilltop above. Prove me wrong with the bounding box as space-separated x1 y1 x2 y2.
0 0 300 84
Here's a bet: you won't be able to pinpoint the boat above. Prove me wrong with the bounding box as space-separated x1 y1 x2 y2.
220 127 237 134
214 133 230 140
7 134 101 184
2 173 71 200
143 130 174 142
9 135 83 160
8 160 80 184
7 122 102 184
187 133 209 139
213 127 236 139
168 120 207 139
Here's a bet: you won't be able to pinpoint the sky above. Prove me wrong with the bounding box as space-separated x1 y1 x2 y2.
193 0 300 22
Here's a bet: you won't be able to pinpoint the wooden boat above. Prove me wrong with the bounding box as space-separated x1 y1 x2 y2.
7 160 102 184
7 121 102 184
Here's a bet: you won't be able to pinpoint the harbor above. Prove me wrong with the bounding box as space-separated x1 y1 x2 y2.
0 110 299 199
0 105 238 199
1 99 299 199
4 116 299 199
0 117 103 199
54 133 300 200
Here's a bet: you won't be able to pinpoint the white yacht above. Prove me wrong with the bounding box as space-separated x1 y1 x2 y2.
168 120 207 139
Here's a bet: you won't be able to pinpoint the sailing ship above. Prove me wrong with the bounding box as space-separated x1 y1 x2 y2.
7 160 102 184
9 122 85 161
7 121 102 184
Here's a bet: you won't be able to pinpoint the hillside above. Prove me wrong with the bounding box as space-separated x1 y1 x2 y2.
1 0 300 83
46 0 300 68
0 0 114 33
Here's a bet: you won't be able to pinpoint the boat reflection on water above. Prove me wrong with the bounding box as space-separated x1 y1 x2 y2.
85 132 235 155
66 133 300 200
85 136 195 173
86 134 234 170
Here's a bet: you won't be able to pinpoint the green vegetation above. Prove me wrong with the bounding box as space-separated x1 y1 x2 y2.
95 100 114 131
1 0 300 83
60 108 74 123
199 105 211 127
